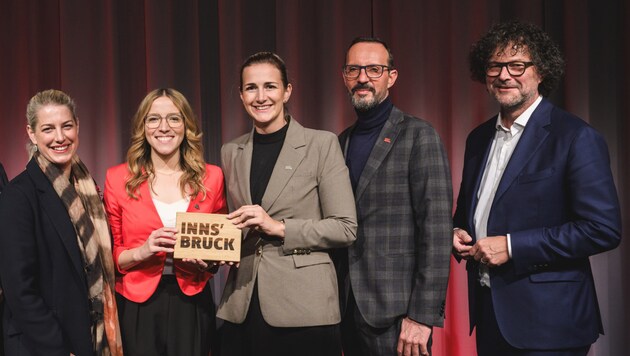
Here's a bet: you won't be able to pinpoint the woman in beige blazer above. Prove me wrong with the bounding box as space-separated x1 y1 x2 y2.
217 52 357 356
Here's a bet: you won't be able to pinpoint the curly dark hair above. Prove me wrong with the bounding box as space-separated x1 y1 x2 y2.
469 21 565 97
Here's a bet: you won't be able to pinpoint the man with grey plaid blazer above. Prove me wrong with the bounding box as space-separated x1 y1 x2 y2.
336 37 453 356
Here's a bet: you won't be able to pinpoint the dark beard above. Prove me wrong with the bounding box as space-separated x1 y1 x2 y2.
349 84 377 111
351 95 378 111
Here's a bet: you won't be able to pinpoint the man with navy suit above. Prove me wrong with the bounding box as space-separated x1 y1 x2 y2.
453 22 621 355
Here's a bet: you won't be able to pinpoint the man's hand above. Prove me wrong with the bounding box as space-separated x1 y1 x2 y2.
452 228 473 259
470 235 509 267
397 317 432 356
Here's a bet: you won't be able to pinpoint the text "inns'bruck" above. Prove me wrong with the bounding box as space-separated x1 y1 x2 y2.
179 222 235 250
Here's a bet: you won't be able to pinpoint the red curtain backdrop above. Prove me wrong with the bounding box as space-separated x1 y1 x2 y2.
1 1 628 355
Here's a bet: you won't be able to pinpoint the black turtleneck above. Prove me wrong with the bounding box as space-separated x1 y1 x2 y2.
346 96 393 191
250 122 289 205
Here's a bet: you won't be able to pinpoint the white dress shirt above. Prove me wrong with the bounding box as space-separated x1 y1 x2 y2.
474 96 542 286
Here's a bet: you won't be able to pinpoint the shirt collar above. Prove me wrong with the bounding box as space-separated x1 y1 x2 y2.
495 96 543 134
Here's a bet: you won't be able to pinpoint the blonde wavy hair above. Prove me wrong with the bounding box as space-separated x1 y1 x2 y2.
125 88 207 200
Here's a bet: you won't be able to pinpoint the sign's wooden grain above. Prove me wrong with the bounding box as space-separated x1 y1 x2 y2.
173 212 241 262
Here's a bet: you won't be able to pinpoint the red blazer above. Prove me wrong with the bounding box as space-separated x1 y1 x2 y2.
104 163 227 303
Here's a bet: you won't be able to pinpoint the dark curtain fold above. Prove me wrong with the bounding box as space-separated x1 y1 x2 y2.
0 0 627 354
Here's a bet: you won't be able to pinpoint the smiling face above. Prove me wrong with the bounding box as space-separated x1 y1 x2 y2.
486 43 542 119
240 62 292 134
343 41 397 111
144 96 185 162
27 104 79 175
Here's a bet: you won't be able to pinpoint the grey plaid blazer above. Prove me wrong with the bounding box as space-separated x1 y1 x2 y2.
336 106 453 328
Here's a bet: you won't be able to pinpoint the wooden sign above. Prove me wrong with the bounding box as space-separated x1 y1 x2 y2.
173 212 241 262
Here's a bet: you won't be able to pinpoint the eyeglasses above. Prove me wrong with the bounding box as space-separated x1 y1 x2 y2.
144 114 184 129
485 61 534 77
342 65 391 79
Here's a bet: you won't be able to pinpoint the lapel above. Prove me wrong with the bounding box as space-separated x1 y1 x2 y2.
261 118 306 211
354 107 403 202
466 119 497 232
138 178 169 226
187 168 217 212
233 130 254 207
0 163 8 191
188 190 205 212
27 159 85 279
339 125 354 157
492 99 552 204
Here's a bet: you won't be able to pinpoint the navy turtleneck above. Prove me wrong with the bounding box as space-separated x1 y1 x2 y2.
346 96 393 191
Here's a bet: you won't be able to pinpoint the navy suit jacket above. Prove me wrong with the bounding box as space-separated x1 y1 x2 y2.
0 159 94 356
453 98 621 349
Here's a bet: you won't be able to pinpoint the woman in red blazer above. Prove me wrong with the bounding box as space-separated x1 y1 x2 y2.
104 88 226 356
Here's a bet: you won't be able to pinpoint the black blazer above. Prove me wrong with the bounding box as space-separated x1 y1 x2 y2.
0 163 7 191
0 162 7 356
0 159 94 356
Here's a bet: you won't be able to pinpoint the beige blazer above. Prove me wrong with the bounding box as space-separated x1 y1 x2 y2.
217 118 357 327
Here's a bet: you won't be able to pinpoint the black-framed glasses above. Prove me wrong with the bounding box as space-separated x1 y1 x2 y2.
144 113 184 129
485 61 534 77
342 64 391 79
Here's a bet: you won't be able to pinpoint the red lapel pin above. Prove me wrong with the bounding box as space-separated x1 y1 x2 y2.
384 138 391 143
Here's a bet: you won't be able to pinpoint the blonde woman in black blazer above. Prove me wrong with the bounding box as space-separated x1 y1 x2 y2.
0 90 121 355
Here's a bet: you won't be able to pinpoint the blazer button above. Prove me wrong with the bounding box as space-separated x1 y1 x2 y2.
256 247 262 256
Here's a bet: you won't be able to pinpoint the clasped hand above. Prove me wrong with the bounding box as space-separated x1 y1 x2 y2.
452 229 509 267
